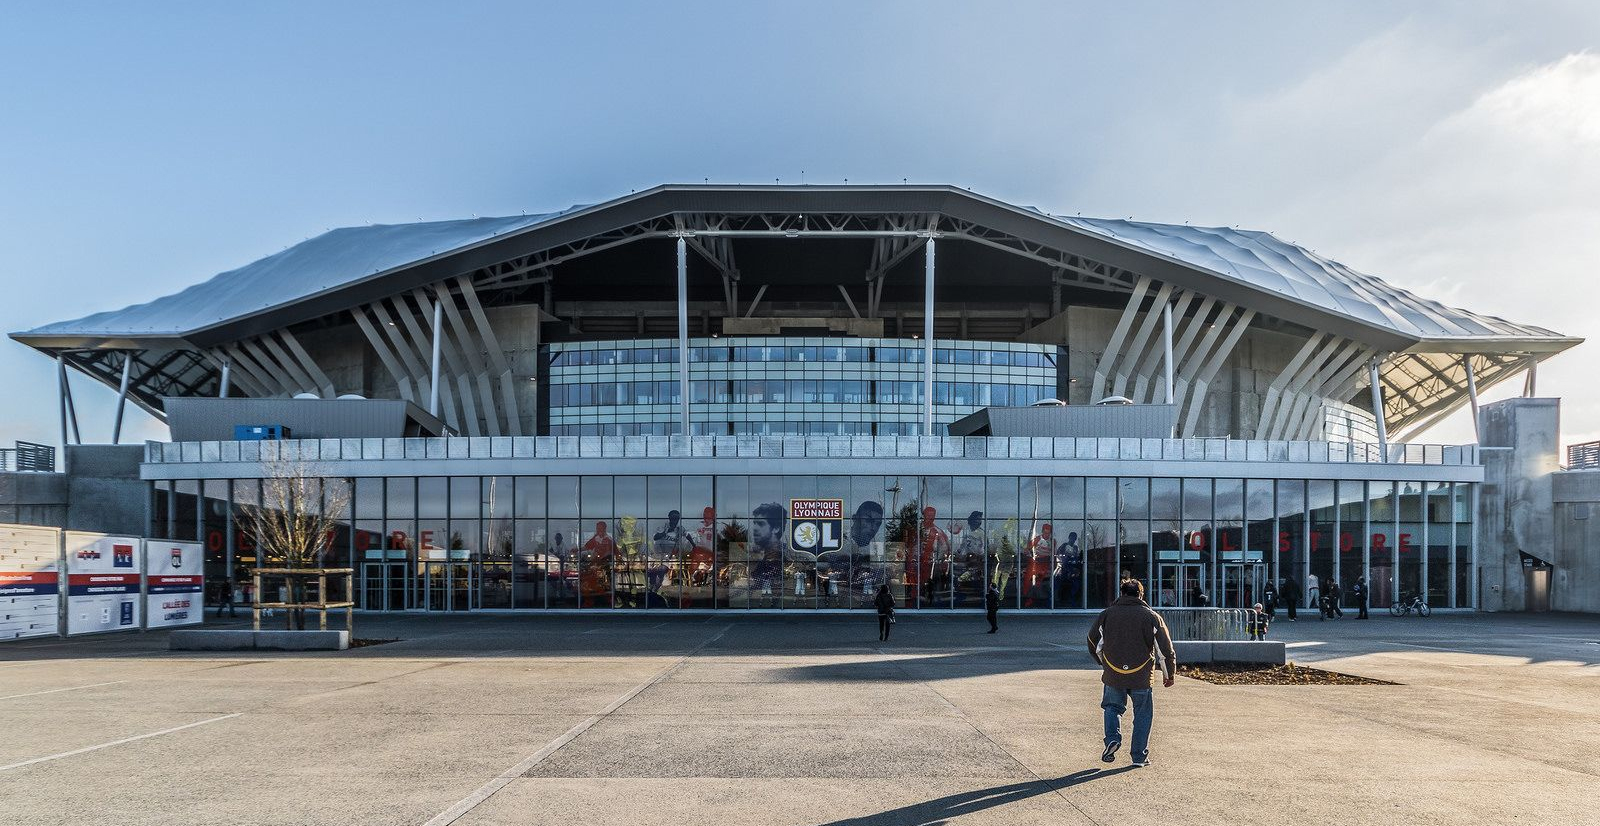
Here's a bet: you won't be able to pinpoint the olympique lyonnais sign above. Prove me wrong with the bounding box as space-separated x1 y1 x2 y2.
146 540 204 629
789 499 844 553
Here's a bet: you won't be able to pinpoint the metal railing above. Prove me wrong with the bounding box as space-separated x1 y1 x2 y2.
146 434 1480 467
1154 608 1252 641
0 441 56 472
1567 440 1600 470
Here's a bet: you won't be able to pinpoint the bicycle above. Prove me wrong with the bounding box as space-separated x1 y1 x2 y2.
1388 592 1431 617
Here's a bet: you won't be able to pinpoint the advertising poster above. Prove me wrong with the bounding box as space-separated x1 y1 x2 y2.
145 540 204 629
65 533 142 635
0 525 61 640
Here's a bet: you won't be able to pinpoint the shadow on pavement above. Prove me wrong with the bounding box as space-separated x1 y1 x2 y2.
814 768 1136 825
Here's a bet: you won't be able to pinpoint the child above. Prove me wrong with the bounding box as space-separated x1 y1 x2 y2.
1248 602 1271 641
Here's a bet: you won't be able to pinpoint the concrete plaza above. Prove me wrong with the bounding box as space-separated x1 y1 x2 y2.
1 610 1596 825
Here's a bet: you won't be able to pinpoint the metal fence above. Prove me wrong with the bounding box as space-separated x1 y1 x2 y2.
0 441 55 472
146 434 1480 467
1568 440 1600 470
1154 608 1251 641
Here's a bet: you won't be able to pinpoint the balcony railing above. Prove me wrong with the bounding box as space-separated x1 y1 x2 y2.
145 435 1478 467
0 441 56 472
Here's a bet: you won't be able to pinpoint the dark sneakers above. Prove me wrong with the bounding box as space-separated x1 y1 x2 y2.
1101 741 1120 763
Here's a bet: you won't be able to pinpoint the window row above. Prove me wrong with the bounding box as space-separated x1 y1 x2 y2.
547 379 1057 408
549 344 1057 368
152 475 1475 610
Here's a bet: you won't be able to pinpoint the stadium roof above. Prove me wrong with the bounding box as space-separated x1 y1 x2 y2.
13 184 1574 357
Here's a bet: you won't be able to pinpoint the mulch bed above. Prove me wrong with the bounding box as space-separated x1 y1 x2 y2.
349 638 399 648
1178 661 1398 685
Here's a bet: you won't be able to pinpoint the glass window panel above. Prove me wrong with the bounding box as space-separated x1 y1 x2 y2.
1053 478 1085 519
1119 478 1149 519
514 477 546 518
1086 478 1117 520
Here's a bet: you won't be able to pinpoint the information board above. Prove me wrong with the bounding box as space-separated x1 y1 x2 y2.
65 533 142 635
145 540 204 629
0 525 61 640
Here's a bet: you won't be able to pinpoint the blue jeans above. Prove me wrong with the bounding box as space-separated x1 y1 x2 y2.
1101 685 1153 761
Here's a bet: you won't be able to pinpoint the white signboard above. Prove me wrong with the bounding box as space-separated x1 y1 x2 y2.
0 525 61 640
145 540 204 629
65 533 142 635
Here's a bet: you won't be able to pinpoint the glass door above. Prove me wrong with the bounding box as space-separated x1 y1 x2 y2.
422 561 478 611
1156 563 1205 607
1221 563 1265 608
361 561 409 610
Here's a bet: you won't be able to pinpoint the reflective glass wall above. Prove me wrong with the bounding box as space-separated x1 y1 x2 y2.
153 475 1478 612
546 337 1058 436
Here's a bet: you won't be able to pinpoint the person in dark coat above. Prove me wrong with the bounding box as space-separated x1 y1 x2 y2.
1280 575 1299 621
1086 579 1176 768
985 583 1001 633
1351 576 1369 619
874 584 896 641
1326 578 1344 619
1261 581 1278 619
215 577 236 618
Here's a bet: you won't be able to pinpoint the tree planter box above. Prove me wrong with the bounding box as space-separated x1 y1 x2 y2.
169 629 349 651
1172 640 1285 665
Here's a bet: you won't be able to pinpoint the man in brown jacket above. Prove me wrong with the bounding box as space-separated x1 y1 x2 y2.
1086 579 1176 767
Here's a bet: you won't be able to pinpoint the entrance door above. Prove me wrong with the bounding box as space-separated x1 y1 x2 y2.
1156 563 1206 607
423 561 477 610
361 561 409 610
1221 563 1264 608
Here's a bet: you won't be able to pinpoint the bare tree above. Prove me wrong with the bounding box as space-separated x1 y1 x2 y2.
236 455 351 629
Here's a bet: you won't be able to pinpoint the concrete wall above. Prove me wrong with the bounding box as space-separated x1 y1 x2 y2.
0 445 145 535
1476 398 1561 612
1550 470 1600 613
63 445 149 536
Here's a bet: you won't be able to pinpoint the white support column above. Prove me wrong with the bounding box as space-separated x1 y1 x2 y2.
1462 354 1480 443
1368 358 1389 459
923 237 936 436
219 357 231 398
1524 361 1538 397
1162 302 1175 405
677 235 691 436
112 353 133 444
428 296 443 418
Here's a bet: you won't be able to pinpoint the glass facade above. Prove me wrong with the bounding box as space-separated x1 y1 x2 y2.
546 337 1058 436
166 474 1477 612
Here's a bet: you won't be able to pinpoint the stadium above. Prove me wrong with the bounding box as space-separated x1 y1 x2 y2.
10 184 1582 614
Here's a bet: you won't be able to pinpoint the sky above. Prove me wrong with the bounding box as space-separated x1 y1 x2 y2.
2 1 1597 450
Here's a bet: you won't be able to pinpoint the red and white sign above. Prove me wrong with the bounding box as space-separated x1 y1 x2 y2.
145 540 204 629
65 533 142 635
1 525 62 640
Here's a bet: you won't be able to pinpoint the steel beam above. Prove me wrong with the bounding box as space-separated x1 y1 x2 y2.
1463 354 1480 443
1369 358 1390 458
429 295 443 417
112 352 132 444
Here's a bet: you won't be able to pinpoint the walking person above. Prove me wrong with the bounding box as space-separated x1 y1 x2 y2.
1327 578 1344 619
1261 581 1278 620
1086 579 1177 768
1307 575 1322 621
214 576 237 618
874 584 896 642
1281 575 1299 622
1352 576 1369 619
985 583 1001 634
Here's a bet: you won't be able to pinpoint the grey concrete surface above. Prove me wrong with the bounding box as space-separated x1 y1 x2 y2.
0 611 1596 826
